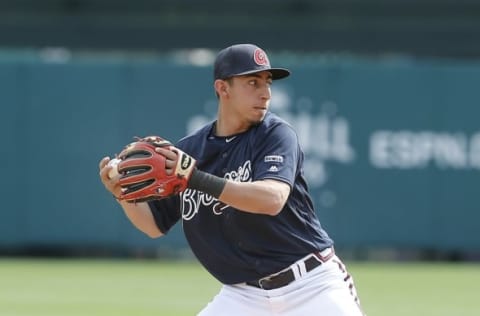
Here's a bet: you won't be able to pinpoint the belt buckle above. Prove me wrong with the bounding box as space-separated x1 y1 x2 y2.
258 275 274 289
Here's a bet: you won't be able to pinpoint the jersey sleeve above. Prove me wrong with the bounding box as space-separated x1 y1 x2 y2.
252 122 300 188
147 195 182 234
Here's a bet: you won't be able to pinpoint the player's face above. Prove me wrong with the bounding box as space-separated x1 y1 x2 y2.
228 71 272 124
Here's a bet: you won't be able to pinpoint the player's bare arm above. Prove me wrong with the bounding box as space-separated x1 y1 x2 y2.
116 199 163 238
157 147 290 216
98 156 164 238
218 179 290 215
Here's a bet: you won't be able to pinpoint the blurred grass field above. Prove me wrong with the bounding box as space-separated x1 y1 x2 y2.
0 258 479 316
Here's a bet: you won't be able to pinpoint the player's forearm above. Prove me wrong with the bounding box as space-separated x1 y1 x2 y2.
117 200 164 238
188 169 289 215
218 180 289 216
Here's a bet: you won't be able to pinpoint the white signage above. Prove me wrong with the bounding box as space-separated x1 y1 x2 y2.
370 130 480 169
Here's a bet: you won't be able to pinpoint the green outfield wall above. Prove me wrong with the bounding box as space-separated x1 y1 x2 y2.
1 52 479 253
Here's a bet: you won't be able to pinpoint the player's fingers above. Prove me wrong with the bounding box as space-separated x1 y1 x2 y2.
98 157 122 198
165 158 175 169
99 167 111 183
155 147 177 160
155 147 178 176
164 158 175 175
100 171 120 196
99 156 110 170
99 157 117 184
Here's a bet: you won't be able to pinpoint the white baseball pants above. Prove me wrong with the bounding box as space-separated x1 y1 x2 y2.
198 253 364 316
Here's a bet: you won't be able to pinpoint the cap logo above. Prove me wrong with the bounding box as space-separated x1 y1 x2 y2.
253 48 270 66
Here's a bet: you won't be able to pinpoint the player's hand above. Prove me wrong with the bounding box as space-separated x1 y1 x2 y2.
154 147 177 176
98 156 123 199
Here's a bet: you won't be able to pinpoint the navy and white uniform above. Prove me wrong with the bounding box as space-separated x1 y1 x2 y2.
150 111 332 283
148 112 363 315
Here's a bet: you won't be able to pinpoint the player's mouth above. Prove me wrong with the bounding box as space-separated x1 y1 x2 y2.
253 106 267 111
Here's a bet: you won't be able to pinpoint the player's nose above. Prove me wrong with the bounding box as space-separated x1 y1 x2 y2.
259 84 271 100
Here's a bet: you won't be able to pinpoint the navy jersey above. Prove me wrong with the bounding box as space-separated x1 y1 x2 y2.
148 111 333 284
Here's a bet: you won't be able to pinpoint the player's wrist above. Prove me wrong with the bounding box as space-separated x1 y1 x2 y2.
188 169 226 198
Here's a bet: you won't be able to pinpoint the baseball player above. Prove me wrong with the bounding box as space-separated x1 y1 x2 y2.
99 43 364 315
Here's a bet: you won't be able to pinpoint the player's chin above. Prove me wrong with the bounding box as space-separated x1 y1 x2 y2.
250 108 267 122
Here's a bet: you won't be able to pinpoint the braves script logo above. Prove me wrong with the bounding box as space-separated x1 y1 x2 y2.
254 48 269 66
181 161 252 220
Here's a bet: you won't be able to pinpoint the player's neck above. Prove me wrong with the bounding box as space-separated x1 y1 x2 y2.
214 117 251 137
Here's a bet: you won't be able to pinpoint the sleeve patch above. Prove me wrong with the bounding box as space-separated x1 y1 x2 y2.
264 155 284 163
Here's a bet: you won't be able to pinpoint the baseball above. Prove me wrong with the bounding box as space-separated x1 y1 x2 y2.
107 158 121 179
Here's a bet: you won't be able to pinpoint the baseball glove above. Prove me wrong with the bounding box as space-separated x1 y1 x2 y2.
116 136 196 203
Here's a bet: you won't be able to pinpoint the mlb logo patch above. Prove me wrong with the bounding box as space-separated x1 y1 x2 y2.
264 155 284 163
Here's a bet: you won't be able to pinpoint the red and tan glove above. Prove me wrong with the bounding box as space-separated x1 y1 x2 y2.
116 136 196 203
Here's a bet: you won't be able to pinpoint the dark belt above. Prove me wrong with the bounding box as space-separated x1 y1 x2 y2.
246 247 335 290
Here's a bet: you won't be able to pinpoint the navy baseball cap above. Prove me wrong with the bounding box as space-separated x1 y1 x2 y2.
214 44 290 80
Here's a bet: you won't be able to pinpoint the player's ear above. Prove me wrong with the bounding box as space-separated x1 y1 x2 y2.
214 79 229 97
